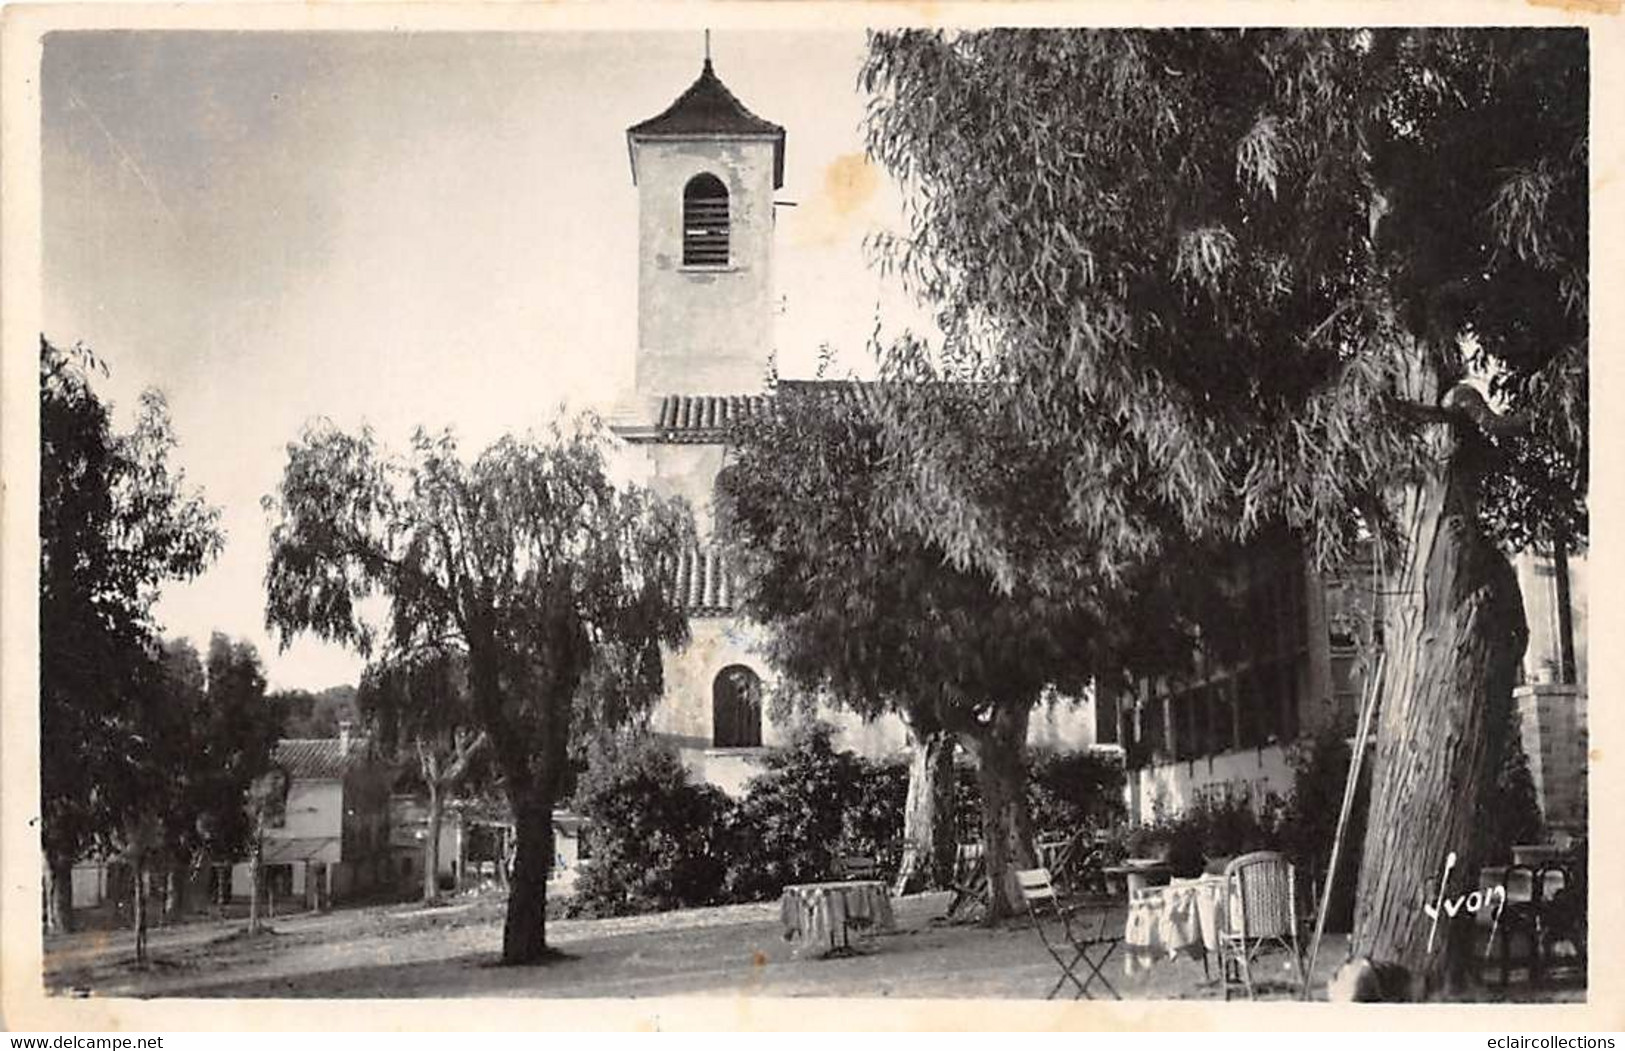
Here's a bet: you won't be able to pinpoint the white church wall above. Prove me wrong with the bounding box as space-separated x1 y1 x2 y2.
634 138 778 398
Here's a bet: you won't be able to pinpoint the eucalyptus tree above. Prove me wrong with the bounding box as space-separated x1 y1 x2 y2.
39 337 222 933
155 635 282 920
862 29 1585 989
264 418 694 962
357 648 489 903
717 385 1204 917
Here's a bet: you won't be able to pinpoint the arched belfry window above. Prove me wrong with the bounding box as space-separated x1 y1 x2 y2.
682 173 730 267
712 665 762 748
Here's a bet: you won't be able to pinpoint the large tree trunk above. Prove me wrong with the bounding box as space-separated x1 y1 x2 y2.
164 868 183 923
423 779 444 903
1553 530 1577 685
131 857 149 967
501 793 554 964
896 726 957 893
247 838 264 935
964 704 1036 922
44 852 74 935
1350 367 1529 997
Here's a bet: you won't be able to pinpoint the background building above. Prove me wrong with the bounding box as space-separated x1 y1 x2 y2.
229 726 394 907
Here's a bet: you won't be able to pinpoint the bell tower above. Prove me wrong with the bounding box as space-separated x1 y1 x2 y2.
625 55 785 399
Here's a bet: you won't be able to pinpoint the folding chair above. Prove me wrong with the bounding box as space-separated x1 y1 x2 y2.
1017 867 1122 1000
946 842 989 921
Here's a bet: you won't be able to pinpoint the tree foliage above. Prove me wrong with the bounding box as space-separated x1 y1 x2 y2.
274 684 360 738
263 415 695 961
716 385 1214 915
357 647 492 901
861 29 1586 573
158 634 284 870
39 337 222 923
357 649 488 791
860 28 1584 988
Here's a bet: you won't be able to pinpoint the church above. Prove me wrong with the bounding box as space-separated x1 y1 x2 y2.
608 56 1100 796
601 51 1588 835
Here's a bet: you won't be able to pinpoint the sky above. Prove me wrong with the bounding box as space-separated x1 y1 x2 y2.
42 30 923 692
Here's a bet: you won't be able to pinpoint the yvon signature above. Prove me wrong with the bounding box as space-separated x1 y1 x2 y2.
1423 851 1508 954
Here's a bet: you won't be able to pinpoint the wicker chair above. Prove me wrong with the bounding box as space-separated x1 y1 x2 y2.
1217 851 1306 1000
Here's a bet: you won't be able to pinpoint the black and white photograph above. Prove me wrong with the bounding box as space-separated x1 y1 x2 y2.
1 2 1612 1029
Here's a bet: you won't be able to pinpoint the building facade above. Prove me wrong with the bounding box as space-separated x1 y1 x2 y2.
1107 540 1589 832
228 727 394 907
609 59 1098 795
1103 543 1375 824
1511 549 1588 833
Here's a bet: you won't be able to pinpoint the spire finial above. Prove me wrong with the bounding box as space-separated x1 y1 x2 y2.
704 29 711 66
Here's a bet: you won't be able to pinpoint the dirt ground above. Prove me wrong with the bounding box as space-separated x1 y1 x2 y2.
42 889 1585 1002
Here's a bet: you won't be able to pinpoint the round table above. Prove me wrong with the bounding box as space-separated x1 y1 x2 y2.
1103 860 1173 900
779 880 896 956
1122 874 1228 975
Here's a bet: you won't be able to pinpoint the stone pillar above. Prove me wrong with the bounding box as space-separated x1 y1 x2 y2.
1512 683 1588 831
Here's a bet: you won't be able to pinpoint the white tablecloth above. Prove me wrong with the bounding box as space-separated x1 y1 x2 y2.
1122 875 1227 974
779 880 896 950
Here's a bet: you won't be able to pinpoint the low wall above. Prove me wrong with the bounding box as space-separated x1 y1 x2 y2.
1125 745 1294 824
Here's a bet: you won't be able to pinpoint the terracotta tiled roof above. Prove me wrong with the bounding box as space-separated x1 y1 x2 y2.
621 382 887 445
274 738 370 781
628 59 786 188
651 393 774 441
675 547 736 615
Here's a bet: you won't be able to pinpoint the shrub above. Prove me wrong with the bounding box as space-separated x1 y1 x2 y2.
1278 729 1364 930
1482 686 1544 865
723 723 906 901
844 752 911 862
568 736 733 917
1027 748 1127 835
952 760 983 842
1102 797 1281 879
951 746 1127 847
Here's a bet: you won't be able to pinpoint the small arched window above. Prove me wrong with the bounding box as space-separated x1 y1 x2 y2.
712 665 762 748
683 173 730 267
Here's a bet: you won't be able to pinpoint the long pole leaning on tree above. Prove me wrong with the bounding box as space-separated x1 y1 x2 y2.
1304 547 1388 996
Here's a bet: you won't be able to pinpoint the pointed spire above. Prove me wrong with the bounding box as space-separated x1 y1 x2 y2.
626 41 787 188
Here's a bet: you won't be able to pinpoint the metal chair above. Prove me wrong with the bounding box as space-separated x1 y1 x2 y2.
1491 860 1578 987
834 853 883 881
1217 851 1306 1000
1016 867 1121 1000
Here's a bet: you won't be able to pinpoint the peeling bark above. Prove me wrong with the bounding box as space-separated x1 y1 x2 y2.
44 853 74 934
1351 359 1530 996
247 838 265 935
423 777 443 903
896 726 957 892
